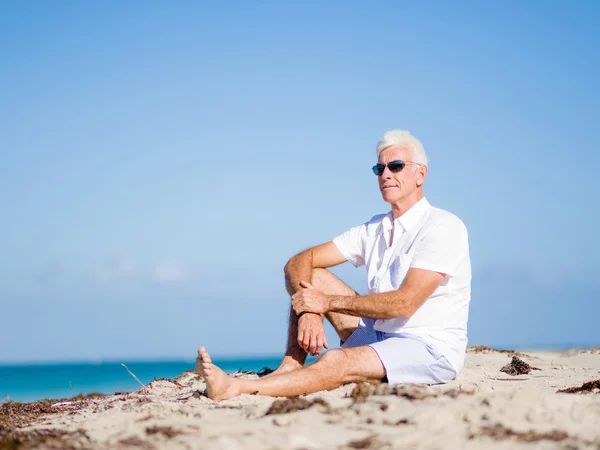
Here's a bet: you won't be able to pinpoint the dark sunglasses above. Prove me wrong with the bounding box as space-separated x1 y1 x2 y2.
372 160 419 176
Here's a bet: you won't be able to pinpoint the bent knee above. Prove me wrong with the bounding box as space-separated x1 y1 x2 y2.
317 348 349 367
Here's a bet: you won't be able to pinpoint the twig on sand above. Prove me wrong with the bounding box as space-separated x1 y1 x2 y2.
121 364 146 390
486 377 530 381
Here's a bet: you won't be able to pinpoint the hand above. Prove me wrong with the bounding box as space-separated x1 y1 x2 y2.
291 281 331 316
297 313 329 356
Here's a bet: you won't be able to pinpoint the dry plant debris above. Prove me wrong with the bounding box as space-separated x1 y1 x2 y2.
1 394 111 430
557 379 600 394
264 397 331 415
346 433 390 449
150 378 184 388
0 428 90 450
468 345 530 357
0 400 58 429
145 426 181 438
499 356 540 376
350 383 474 403
475 423 569 442
117 436 155 449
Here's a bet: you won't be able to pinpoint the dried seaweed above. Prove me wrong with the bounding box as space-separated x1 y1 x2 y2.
468 345 530 357
117 437 155 449
350 383 475 403
346 434 390 449
475 423 568 442
150 378 184 388
499 356 540 376
351 383 378 403
69 393 106 401
557 379 600 394
0 392 114 431
145 426 181 438
0 428 90 450
264 397 330 415
0 400 57 429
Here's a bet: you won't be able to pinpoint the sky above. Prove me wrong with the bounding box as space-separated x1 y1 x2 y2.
0 1 599 363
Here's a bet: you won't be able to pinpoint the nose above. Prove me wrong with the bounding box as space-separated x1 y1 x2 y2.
380 164 393 179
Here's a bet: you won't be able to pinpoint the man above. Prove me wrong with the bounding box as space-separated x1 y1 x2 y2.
197 130 471 400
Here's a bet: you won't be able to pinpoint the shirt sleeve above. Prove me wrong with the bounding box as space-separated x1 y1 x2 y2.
410 216 469 276
332 224 368 267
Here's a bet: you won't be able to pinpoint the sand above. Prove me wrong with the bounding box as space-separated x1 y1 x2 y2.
2 347 600 449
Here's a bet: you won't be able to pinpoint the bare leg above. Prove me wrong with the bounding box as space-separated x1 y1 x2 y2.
313 268 361 342
197 345 384 400
271 268 361 376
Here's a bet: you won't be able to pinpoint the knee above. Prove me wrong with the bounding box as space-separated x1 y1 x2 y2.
318 348 348 367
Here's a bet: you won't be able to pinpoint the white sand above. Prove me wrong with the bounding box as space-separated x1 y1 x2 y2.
17 348 600 449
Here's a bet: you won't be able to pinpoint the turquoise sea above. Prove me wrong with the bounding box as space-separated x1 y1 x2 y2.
0 357 282 403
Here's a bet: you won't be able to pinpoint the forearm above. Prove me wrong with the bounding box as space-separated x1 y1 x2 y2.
284 251 314 296
329 290 418 319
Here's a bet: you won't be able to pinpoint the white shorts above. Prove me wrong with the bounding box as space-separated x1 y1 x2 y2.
341 319 457 385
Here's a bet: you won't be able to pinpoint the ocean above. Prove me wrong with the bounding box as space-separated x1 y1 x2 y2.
0 356 283 403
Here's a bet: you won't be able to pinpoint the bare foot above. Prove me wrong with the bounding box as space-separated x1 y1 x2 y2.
262 357 304 378
195 347 241 401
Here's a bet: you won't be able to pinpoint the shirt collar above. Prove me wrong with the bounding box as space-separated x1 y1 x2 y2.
383 197 431 233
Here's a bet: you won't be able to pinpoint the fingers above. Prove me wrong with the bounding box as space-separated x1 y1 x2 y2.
299 329 311 353
299 280 314 289
314 334 323 356
297 329 305 351
291 296 300 315
298 315 329 356
309 333 318 355
299 320 317 355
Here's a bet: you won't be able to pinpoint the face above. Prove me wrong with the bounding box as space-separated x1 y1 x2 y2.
376 145 426 205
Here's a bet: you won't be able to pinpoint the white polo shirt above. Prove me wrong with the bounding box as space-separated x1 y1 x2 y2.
332 198 471 372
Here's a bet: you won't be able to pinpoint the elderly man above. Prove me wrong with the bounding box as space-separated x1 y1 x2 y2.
197 130 471 400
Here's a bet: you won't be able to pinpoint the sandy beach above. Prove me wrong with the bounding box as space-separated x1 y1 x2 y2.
2 346 599 449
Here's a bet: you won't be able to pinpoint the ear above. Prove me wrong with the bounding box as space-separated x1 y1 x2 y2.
416 165 428 187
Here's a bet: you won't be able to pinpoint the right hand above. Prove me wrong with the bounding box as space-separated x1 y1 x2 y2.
297 313 329 356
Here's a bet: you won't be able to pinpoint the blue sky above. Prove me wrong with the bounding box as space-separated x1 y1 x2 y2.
1 1 598 363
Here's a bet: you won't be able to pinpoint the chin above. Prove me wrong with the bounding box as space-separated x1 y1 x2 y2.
381 192 397 204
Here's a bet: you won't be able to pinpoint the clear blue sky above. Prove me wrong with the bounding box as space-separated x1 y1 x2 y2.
1 1 598 363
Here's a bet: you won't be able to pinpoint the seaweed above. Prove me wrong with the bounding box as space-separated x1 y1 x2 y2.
475 423 568 442
468 345 530 357
0 428 90 450
150 378 184 388
350 383 474 403
557 379 600 394
264 397 330 415
0 400 57 429
145 426 181 438
117 437 155 449
346 434 389 449
499 356 540 376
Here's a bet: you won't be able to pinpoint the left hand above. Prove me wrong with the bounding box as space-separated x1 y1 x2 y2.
291 281 331 316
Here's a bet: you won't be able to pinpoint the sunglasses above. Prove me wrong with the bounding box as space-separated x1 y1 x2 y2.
371 160 420 176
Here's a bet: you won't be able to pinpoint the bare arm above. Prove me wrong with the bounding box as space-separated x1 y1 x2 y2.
283 242 347 358
292 267 446 319
329 268 445 318
284 241 347 296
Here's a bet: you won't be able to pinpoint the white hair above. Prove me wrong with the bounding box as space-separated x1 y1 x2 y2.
376 130 428 166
